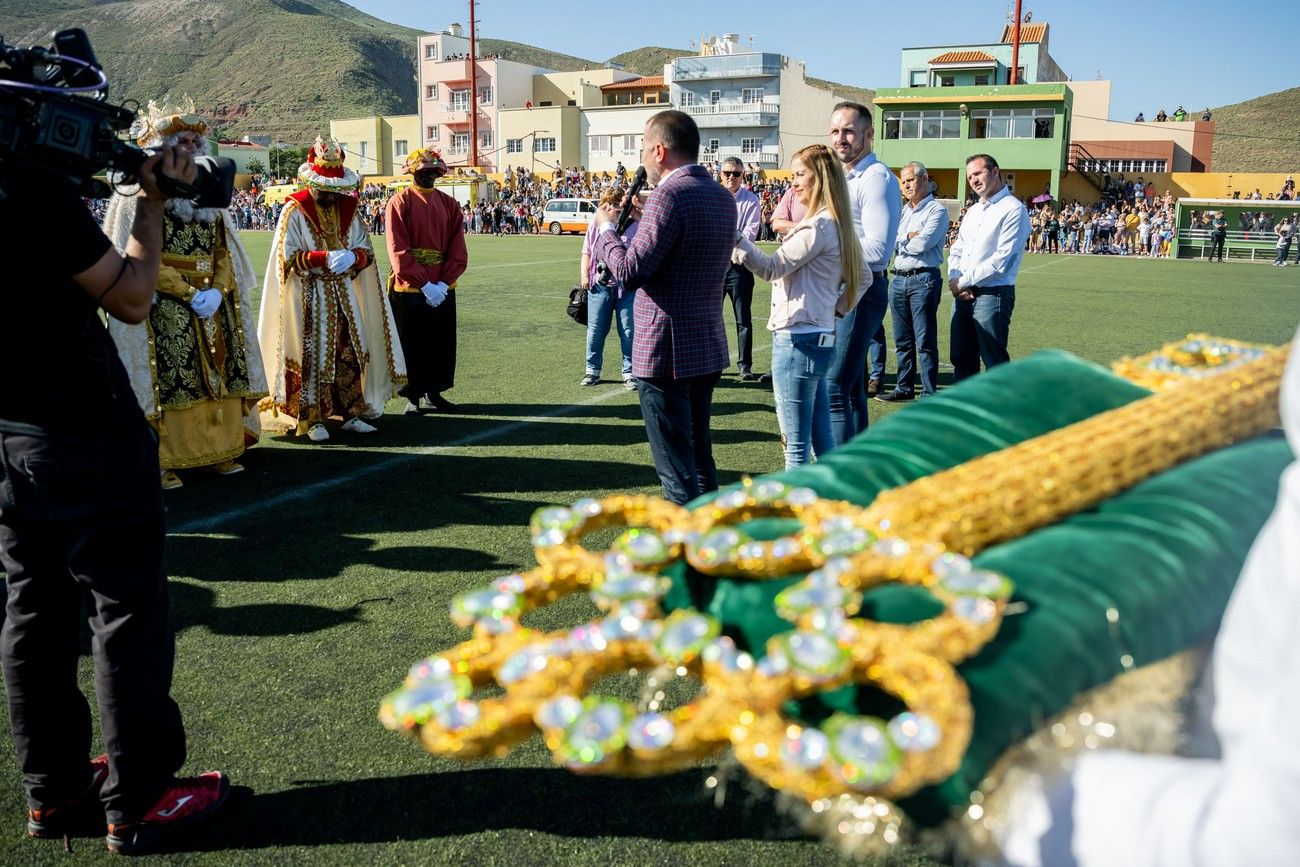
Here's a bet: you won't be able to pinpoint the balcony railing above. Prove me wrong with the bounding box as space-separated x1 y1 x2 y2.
673 56 781 80
701 147 780 167
685 101 780 127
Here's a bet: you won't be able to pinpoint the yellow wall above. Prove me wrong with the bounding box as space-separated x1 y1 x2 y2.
329 114 420 176
1061 170 1298 203
496 105 582 173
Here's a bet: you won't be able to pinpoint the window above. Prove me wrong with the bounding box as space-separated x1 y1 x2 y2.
534 137 556 152
706 138 720 154
589 135 611 155
426 126 438 141
450 89 469 111
974 74 990 86
939 75 955 87
567 100 577 106
741 138 762 154
506 139 523 154
909 70 926 87
451 132 469 152
579 201 596 213
741 87 764 104
680 91 696 106
479 130 492 148
425 84 436 99
709 90 721 106
478 86 492 105
621 134 638 153
970 107 1054 139
358 141 368 165
539 101 553 107
882 110 960 140
394 139 407 156
425 44 437 60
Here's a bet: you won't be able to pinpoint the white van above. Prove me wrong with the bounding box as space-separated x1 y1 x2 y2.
542 198 598 235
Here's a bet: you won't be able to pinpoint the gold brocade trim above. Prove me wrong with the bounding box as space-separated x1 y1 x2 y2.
410 248 445 265
938 647 1206 864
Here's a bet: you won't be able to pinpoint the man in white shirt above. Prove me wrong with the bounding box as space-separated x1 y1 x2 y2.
877 161 949 401
825 101 901 446
946 154 1030 381
720 156 763 380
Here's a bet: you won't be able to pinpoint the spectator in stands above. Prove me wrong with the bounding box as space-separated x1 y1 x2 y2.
1155 109 1168 122
1210 212 1228 262
1172 106 1187 121
1134 112 1145 122
1272 215 1295 266
1201 107 1212 121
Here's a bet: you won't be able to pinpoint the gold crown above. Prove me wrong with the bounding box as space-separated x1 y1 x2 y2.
132 98 208 148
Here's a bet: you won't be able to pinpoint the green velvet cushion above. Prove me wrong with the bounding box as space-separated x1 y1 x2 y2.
665 349 1291 825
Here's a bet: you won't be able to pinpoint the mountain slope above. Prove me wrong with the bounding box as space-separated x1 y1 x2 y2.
1210 87 1300 173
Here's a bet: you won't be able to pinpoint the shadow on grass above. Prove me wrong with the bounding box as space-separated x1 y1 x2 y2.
170 581 365 637
193 767 796 851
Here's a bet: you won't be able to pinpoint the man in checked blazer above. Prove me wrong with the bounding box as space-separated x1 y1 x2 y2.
591 111 735 504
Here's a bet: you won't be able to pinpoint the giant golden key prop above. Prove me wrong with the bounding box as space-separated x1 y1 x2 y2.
381 339 1287 831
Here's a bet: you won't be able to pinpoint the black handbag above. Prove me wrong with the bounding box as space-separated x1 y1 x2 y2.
566 286 589 325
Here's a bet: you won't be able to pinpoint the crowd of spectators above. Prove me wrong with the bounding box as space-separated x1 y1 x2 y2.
1132 106 1210 122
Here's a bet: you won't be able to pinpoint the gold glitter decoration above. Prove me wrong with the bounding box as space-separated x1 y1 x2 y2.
380 340 1289 847
1112 333 1273 391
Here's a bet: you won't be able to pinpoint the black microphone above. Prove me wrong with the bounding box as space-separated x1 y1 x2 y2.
615 166 647 234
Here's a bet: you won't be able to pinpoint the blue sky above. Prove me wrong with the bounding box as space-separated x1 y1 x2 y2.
349 0 1293 123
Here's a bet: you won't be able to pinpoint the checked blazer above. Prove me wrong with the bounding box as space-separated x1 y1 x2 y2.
592 164 735 379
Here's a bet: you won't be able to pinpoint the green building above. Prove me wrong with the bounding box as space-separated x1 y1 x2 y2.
875 22 1072 203
874 83 1072 204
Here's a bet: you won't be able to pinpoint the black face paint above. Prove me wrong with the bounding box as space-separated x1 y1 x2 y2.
414 170 438 188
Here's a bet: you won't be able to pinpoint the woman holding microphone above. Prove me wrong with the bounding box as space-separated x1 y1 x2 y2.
732 144 861 468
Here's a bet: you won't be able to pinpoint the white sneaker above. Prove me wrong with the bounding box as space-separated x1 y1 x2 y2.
307 424 329 442
403 400 420 415
341 417 377 434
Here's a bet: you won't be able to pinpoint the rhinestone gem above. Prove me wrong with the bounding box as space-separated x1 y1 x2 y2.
627 713 676 751
751 480 790 503
572 497 602 517
702 636 755 671
873 537 911 558
434 699 481 731
497 645 551 684
592 573 669 606
602 552 634 577
942 569 1013 599
450 588 521 629
532 528 567 548
820 516 857 533
781 727 831 770
494 574 527 594
616 528 670 565
825 714 901 789
691 527 746 566
407 656 453 683
773 630 849 679
817 528 870 558
531 506 578 532
654 611 720 663
887 712 941 752
930 552 972 580
770 537 802 559
787 487 819 506
775 581 859 619
953 596 999 624
563 700 630 766
737 541 766 561
756 652 790 677
600 612 647 641
567 623 609 653
534 695 584 730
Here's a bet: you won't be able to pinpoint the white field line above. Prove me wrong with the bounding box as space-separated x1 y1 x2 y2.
171 341 773 536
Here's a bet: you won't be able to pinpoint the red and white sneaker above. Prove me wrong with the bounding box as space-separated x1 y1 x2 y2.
27 753 110 840
105 771 229 856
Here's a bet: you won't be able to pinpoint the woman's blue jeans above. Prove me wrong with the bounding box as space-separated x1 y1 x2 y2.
771 330 836 468
585 282 634 377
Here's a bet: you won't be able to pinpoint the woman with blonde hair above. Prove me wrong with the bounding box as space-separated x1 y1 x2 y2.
733 143 861 467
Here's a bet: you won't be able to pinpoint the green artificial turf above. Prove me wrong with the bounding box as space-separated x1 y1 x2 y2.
2 234 1297 864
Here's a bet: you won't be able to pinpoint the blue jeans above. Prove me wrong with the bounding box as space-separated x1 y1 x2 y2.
585 282 634 377
950 285 1016 382
770 331 835 468
889 270 941 395
1274 239 1292 264
827 271 888 447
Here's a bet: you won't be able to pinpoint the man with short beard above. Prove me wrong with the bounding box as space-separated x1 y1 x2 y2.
257 136 406 443
104 102 266 490
385 149 468 413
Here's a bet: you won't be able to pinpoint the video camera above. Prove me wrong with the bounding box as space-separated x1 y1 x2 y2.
0 28 234 206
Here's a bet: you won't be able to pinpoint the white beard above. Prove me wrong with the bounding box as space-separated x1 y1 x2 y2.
165 197 221 223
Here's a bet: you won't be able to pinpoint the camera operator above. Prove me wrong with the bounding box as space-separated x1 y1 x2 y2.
0 145 230 855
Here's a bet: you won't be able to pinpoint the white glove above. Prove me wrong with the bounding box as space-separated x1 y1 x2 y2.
422 281 449 308
327 249 357 274
189 288 222 319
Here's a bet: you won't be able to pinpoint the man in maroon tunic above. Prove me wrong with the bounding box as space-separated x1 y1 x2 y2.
385 149 469 413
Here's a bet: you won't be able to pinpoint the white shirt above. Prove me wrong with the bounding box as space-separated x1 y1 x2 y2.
947 185 1030 290
893 194 950 272
845 152 901 275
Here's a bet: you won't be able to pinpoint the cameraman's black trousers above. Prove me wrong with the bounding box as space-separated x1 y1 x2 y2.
0 421 185 824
